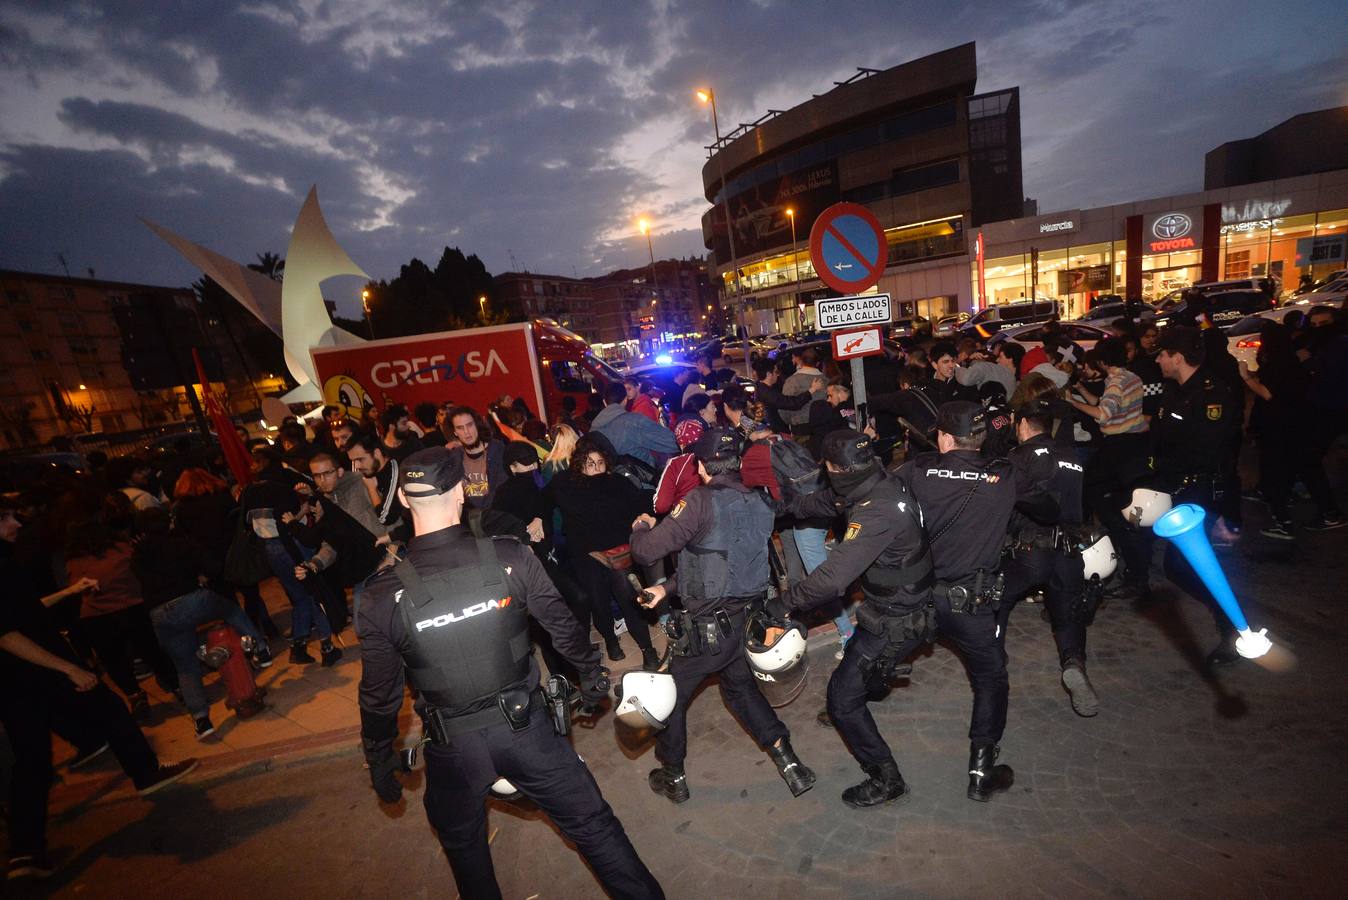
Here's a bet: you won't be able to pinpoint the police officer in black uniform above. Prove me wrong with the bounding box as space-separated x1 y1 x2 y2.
773 429 932 808
899 401 1058 801
357 447 663 900
1001 399 1099 717
629 428 815 804
1150 326 1243 666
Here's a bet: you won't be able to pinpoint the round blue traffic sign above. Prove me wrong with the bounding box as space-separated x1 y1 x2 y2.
808 202 888 293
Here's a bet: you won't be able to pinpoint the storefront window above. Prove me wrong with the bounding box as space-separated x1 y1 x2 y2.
978 253 1030 306
1141 249 1203 302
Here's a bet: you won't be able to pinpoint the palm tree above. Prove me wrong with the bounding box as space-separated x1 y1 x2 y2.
249 251 285 281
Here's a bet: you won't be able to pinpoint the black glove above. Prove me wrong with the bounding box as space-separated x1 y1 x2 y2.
764 594 792 620
579 666 611 706
368 752 403 804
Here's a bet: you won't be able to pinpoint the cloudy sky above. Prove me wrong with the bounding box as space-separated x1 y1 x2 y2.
2 0 1345 316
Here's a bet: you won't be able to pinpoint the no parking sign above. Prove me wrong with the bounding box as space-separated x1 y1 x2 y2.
809 202 888 294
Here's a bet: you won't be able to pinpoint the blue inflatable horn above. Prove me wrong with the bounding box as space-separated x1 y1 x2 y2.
1152 503 1272 659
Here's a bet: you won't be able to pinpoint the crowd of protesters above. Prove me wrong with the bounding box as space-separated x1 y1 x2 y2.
2 296 1345 881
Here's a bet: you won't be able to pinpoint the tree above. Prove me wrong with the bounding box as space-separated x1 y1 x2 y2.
250 252 285 281
359 246 504 338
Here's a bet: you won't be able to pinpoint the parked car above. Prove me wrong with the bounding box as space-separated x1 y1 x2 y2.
1077 300 1157 324
933 312 969 336
1152 289 1275 330
889 316 930 339
986 322 1111 354
1286 270 1346 300
1225 298 1346 371
626 362 754 412
959 299 1062 340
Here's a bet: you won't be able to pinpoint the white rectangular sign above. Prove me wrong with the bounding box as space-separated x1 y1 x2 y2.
815 292 891 330
831 326 884 360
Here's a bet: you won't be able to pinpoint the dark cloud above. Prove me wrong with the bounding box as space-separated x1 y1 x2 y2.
0 0 1344 320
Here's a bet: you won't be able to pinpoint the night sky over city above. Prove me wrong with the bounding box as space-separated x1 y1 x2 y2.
1 0 1345 316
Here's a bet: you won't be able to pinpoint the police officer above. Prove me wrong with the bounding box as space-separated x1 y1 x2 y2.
1000 399 1099 717
899 401 1057 801
773 429 933 808
629 428 815 804
1150 326 1243 666
356 447 663 900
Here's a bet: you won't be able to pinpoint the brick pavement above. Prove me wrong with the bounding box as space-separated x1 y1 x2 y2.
17 501 1348 898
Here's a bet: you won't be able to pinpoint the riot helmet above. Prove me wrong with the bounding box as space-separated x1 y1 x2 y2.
1122 488 1172 528
745 606 809 707
614 670 677 730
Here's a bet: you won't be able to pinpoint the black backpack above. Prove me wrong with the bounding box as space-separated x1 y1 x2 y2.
769 438 823 500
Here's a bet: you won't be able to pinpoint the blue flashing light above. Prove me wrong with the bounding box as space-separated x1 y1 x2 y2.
654 353 673 365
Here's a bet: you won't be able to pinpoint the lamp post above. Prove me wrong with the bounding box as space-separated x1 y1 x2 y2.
479 294 487 322
697 87 751 377
786 206 803 331
361 288 375 338
638 218 661 342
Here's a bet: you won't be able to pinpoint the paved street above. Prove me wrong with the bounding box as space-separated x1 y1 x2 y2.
9 490 1348 899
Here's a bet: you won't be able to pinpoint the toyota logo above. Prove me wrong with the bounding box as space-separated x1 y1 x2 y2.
1153 213 1192 240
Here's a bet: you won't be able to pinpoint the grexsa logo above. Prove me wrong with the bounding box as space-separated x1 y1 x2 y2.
415 596 512 631
371 349 509 389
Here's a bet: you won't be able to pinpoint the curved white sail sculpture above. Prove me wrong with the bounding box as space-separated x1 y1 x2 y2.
143 185 367 403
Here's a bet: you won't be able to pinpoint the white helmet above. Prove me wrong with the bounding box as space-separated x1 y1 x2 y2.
1122 488 1172 528
614 671 676 730
1080 534 1118 581
489 777 522 799
745 608 810 707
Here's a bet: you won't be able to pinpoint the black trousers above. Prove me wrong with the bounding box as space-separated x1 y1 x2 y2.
827 595 1009 766
77 605 179 696
0 677 160 856
933 594 1010 747
827 627 913 769
1163 487 1237 640
423 704 663 900
1085 434 1153 586
574 554 653 651
999 549 1088 667
656 617 788 767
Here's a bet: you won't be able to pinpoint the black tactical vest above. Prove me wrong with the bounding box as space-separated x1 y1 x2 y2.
858 475 934 609
676 485 775 610
393 538 531 710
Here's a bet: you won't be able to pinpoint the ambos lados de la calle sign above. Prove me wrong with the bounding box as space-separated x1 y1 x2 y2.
815 293 892 330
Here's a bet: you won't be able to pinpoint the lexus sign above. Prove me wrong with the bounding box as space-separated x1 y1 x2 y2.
1144 209 1202 253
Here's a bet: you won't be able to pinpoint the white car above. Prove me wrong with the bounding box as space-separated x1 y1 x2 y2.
1226 298 1346 371
986 321 1112 354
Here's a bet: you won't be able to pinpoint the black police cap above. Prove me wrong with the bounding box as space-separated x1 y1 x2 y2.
935 400 987 438
820 429 875 470
399 446 465 496
690 427 742 462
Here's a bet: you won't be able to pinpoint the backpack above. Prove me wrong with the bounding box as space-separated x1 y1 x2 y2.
769 437 823 500
613 453 659 492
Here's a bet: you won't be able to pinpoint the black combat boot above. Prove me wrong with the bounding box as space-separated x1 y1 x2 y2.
1060 659 1100 717
768 738 816 797
841 760 907 809
289 640 316 665
648 764 689 804
967 744 1014 801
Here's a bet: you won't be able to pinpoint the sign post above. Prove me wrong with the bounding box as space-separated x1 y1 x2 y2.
808 202 893 435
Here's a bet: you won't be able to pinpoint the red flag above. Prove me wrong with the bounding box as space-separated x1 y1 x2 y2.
192 348 254 487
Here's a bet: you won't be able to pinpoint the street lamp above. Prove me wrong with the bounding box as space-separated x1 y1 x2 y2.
479 294 487 321
697 86 750 376
361 288 375 339
786 207 804 331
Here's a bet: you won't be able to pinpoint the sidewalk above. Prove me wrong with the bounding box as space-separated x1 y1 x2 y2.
51 579 831 799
